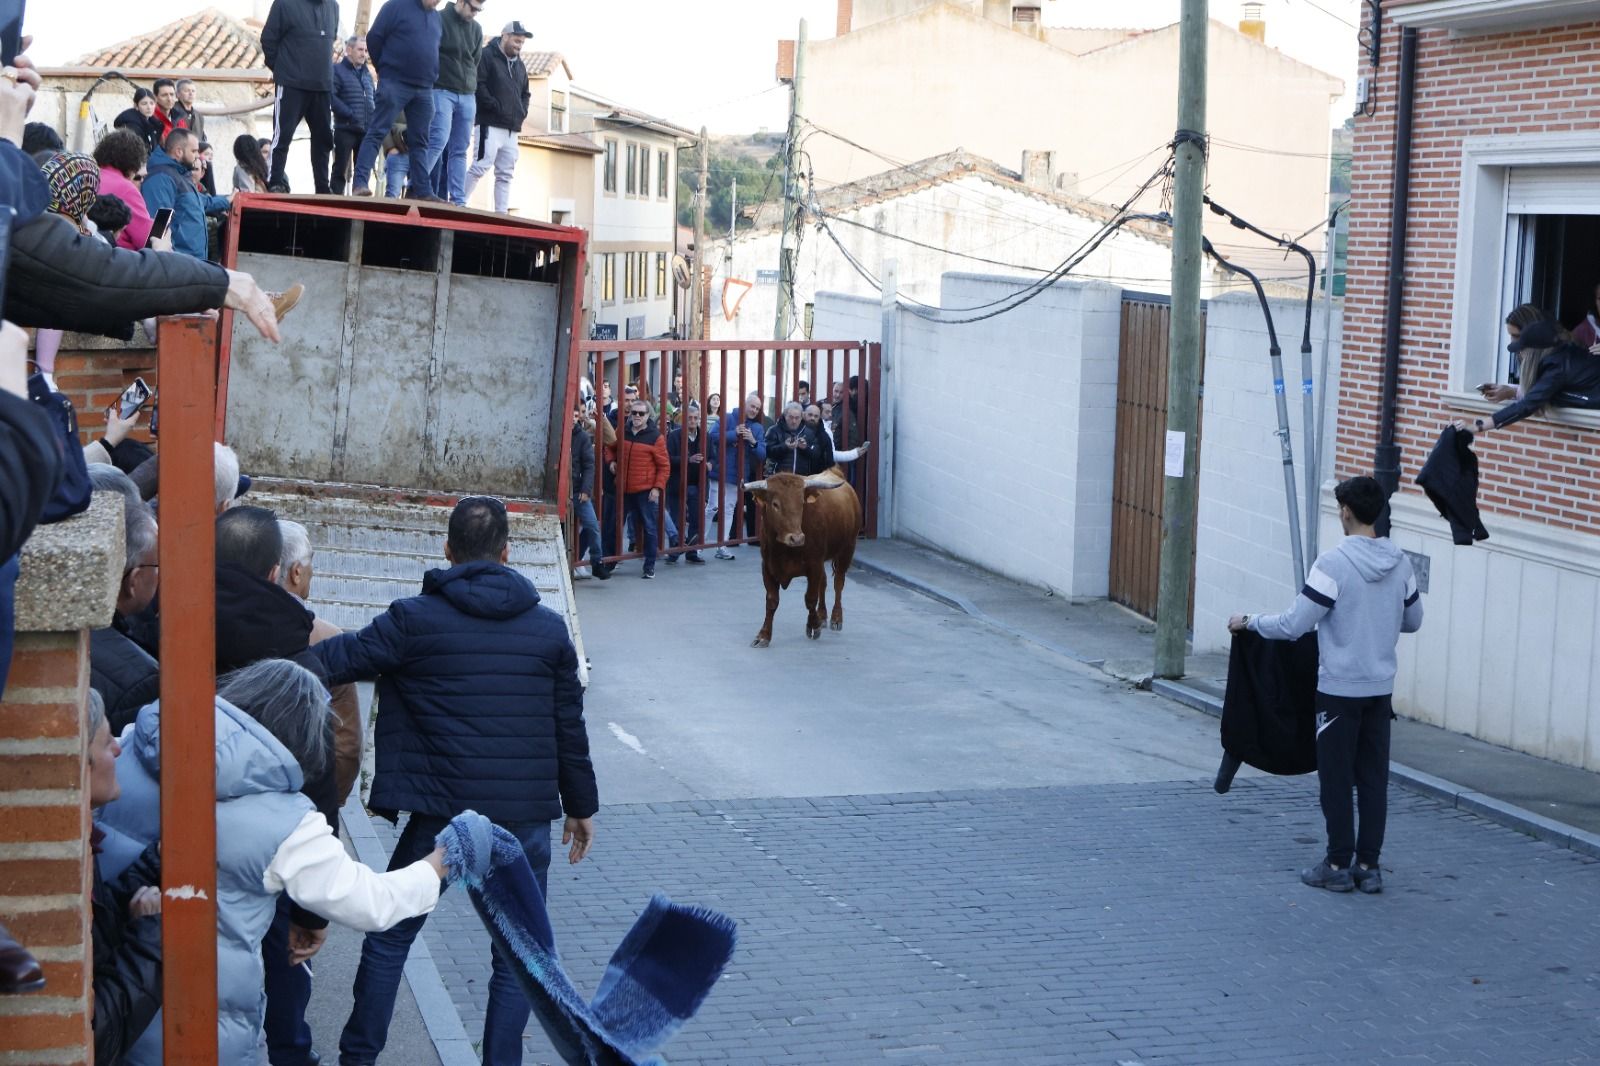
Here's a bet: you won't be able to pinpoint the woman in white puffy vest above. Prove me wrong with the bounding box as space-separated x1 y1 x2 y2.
96 659 450 1064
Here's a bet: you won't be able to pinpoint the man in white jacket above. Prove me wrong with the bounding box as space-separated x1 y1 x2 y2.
1230 477 1424 895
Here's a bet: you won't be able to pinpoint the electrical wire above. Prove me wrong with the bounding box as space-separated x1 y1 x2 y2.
809 154 1176 323
1287 0 1359 31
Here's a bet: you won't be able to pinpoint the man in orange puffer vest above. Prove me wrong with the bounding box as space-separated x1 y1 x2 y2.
606 398 670 578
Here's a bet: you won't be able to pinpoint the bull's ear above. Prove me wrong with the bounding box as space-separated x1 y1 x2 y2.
805 493 820 504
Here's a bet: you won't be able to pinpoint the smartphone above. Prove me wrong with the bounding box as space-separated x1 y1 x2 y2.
117 377 151 420
147 208 174 243
0 0 22 66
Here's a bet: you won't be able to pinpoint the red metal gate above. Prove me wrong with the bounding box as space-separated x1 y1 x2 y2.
572 341 881 569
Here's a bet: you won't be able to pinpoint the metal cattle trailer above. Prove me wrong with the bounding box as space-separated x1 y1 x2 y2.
217 194 590 677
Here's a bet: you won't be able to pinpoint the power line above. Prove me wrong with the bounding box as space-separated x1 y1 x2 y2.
1286 0 1359 31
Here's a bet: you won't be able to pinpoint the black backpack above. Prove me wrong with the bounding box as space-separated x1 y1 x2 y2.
28 373 92 523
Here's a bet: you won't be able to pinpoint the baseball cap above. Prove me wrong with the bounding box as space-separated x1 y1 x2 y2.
502 20 531 37
1508 319 1563 353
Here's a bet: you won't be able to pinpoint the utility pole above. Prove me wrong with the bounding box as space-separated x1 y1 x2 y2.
692 128 708 342
730 176 738 247
774 16 808 359
1153 0 1207 681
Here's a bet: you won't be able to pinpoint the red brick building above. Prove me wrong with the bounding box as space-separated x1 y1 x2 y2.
1339 0 1600 768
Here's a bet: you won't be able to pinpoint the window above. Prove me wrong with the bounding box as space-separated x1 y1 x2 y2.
549 90 567 133
623 252 635 300
1451 135 1600 404
603 139 617 194
640 150 651 202
636 253 649 300
655 252 667 297
601 253 615 304
657 150 669 199
625 143 638 196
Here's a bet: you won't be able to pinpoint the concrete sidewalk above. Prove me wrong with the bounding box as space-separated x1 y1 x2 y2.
853 537 1600 856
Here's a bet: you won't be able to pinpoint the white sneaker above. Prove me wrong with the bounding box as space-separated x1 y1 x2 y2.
714 548 735 560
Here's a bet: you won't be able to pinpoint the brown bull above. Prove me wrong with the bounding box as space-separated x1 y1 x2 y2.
744 470 861 647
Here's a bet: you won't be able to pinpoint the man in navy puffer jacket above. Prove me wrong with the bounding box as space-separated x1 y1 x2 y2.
314 496 598 1066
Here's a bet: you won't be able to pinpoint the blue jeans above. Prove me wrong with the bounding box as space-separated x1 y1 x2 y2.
670 488 702 549
353 78 433 193
338 814 551 1066
622 491 659 570
382 152 408 198
573 495 602 565
262 894 314 1065
424 89 476 204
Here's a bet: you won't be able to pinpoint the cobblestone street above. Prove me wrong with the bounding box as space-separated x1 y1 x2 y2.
378 775 1600 1065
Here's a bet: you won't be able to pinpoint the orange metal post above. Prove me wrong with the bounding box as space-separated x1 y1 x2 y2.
158 315 220 1065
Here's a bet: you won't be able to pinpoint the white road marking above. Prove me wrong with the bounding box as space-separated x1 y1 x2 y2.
608 722 647 756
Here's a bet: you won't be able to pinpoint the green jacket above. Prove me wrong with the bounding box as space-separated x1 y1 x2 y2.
435 3 484 93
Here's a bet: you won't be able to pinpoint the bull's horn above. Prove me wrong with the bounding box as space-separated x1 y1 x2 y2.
803 476 848 490
743 479 768 492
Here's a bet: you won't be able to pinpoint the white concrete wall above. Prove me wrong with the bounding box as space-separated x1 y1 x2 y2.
815 274 1121 598
1191 293 1342 652
1372 494 1600 772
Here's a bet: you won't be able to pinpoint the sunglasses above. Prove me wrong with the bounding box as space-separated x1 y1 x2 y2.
630 409 649 417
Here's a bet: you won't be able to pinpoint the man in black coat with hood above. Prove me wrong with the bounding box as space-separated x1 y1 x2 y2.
464 22 531 213
314 496 598 1065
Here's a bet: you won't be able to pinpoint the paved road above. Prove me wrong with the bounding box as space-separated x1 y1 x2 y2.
373 556 1600 1064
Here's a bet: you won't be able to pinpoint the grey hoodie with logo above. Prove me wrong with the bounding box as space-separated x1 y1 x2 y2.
1249 535 1424 698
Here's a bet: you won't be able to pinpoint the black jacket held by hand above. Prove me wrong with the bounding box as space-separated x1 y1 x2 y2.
1220 629 1319 776
1416 426 1489 546
314 560 599 825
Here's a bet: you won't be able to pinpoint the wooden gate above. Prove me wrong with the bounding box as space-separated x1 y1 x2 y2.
1109 294 1204 621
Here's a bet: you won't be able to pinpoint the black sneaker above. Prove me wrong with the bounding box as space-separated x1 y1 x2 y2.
664 552 679 564
1352 863 1383 894
641 568 655 579
1301 859 1354 892
592 561 612 581
686 552 705 564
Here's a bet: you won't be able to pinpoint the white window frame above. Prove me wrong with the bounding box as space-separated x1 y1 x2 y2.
1448 132 1600 429
602 139 618 196
657 149 670 199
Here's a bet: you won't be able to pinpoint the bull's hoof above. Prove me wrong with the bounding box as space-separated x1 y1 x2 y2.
752 636 771 648
806 626 821 640
829 618 843 631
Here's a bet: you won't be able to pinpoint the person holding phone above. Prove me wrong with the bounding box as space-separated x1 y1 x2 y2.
1456 317 1600 434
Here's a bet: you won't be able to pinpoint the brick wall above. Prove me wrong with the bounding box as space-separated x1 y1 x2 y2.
43 334 159 448
0 636 93 1065
1338 20 1600 534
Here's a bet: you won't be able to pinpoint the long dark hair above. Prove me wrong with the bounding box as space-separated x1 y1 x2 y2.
232 132 269 189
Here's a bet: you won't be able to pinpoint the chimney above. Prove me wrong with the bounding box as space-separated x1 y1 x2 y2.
776 39 796 82
1012 4 1041 37
1020 150 1055 191
983 0 1011 28
837 0 852 37
1239 2 1266 43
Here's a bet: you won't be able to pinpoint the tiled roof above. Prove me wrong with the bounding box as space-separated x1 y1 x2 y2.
523 51 569 79
75 7 267 72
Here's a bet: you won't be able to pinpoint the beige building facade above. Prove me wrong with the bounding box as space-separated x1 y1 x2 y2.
800 1 1343 276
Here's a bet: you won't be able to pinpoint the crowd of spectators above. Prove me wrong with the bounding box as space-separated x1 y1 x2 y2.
573 374 872 578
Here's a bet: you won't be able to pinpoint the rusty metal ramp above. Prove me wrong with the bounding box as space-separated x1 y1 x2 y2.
251 490 588 686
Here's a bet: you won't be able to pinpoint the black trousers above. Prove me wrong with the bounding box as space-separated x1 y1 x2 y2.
1315 692 1392 868
331 127 364 194
270 86 334 193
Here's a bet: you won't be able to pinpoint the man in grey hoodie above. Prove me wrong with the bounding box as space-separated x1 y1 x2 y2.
1229 476 1423 895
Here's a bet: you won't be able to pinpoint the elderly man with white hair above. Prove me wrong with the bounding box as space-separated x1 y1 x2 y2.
277 518 364 805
